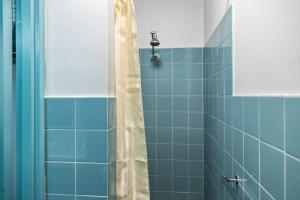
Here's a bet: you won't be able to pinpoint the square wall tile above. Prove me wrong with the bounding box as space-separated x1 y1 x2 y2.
189 112 203 129
189 80 203 95
141 64 156 80
76 164 107 196
157 128 172 143
157 144 172 159
260 142 284 200
189 145 204 161
108 98 116 129
145 128 156 143
76 130 107 163
173 80 188 95
173 64 188 79
173 48 203 64
157 160 172 176
243 97 259 138
285 98 300 158
173 144 188 160
173 160 189 176
189 177 204 193
46 163 75 194
157 176 172 191
144 111 156 127
149 176 157 192
260 97 284 149
189 96 203 112
286 155 300 200
243 170 259 200
189 129 204 145
189 161 204 176
224 66 232 95
157 192 172 200
232 128 243 165
47 195 75 200
157 96 172 111
157 80 172 95
76 98 107 130
260 189 274 200
189 64 203 79
142 80 156 95
46 130 75 162
189 193 204 200
173 96 188 112
77 197 107 200
157 112 172 127
143 96 156 112
244 134 259 180
232 97 244 130
173 192 188 200
173 112 188 128
173 176 188 192
46 98 75 129
148 160 157 175
173 128 188 144
157 63 172 79
147 144 156 159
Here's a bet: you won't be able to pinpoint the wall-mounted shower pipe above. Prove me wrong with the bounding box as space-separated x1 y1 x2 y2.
150 31 160 61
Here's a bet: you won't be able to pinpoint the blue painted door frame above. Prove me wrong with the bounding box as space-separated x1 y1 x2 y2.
0 0 13 199
16 0 45 199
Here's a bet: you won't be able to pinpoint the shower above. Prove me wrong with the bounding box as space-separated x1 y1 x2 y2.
150 31 160 61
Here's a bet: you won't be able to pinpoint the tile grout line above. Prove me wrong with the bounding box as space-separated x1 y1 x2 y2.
155 53 158 200
258 98 261 200
171 48 174 200
283 98 286 200
75 98 77 200
187 62 190 200
106 97 109 199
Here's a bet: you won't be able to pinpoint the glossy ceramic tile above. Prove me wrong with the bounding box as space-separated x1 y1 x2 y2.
76 130 107 163
46 130 75 161
45 97 115 199
76 98 107 130
46 98 75 129
46 163 75 194
76 164 107 196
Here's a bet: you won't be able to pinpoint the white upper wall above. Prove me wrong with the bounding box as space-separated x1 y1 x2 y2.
45 0 114 97
134 0 205 48
234 0 300 95
205 0 300 95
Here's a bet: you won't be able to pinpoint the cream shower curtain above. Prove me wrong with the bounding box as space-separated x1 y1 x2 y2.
114 0 150 200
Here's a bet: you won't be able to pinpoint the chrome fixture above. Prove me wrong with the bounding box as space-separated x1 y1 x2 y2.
223 175 250 185
150 31 160 61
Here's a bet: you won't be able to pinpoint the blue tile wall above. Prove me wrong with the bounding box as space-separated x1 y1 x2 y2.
45 97 116 200
204 6 300 200
140 48 204 200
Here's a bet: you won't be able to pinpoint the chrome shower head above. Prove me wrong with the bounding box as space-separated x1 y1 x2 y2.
150 31 160 47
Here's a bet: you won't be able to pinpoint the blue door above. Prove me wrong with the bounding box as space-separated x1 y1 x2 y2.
16 0 46 199
0 0 14 199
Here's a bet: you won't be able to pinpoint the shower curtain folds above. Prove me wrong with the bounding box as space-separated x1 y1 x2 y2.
114 0 150 199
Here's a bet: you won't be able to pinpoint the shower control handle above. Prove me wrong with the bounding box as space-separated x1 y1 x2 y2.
223 175 249 184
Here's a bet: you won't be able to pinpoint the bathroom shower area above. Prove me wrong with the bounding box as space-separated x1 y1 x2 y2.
1 0 300 199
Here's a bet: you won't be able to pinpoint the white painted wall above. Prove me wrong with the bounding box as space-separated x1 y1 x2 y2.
134 0 205 48
45 0 114 97
234 0 300 95
205 0 300 95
